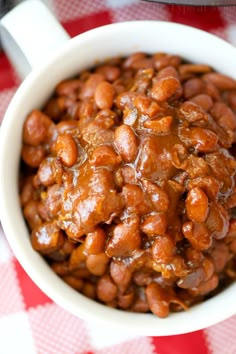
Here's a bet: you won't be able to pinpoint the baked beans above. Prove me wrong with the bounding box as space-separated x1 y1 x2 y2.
20 52 236 318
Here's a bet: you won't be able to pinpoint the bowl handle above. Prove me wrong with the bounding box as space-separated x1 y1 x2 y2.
0 0 70 80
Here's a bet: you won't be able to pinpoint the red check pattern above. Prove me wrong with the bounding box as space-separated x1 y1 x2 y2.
1 1 236 353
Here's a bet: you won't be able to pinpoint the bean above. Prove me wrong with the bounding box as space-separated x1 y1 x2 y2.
31 222 64 254
121 184 150 214
171 143 188 169
157 66 179 80
21 145 45 168
69 244 86 269
37 201 50 221
131 57 154 70
227 219 236 238
204 81 221 101
185 248 204 266
179 127 218 152
227 91 236 111
123 52 146 69
62 276 84 291
23 110 53 146
182 221 212 250
183 78 205 99
133 95 161 117
152 235 175 264
146 282 170 318
187 176 220 200
81 120 114 146
114 124 138 162
115 91 136 110
151 76 181 102
178 154 210 179
202 257 215 281
20 177 34 206
56 79 82 97
189 274 219 296
141 213 167 236
84 228 106 255
90 145 121 167
73 267 91 279
229 240 236 253
211 241 230 273
190 94 213 111
46 184 62 216
143 116 173 134
57 120 78 134
210 102 236 130
37 158 55 186
96 65 121 82
153 53 181 70
177 268 205 289
134 68 154 94
55 134 78 167
44 98 63 120
95 108 117 123
186 187 209 223
78 99 98 129
86 253 109 276
82 282 96 299
206 203 229 240
46 239 75 262
114 165 137 187
96 275 117 303
133 270 153 286
132 289 149 313
94 111 116 130
51 261 70 276
79 73 105 99
47 97 76 119
179 101 209 122
62 238 76 255
143 180 169 212
110 261 132 292
122 107 138 126
203 72 236 91
165 255 188 278
24 200 42 229
118 291 134 309
105 218 141 257
94 81 115 109
179 64 211 76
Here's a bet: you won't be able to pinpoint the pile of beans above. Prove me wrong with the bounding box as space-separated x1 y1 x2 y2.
20 52 236 317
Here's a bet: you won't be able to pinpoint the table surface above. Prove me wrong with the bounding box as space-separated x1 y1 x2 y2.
1 1 236 353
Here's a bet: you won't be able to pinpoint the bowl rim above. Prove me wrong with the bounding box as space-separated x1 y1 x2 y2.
1 20 236 336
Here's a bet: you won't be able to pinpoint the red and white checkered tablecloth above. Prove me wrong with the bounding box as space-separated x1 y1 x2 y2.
1 1 236 353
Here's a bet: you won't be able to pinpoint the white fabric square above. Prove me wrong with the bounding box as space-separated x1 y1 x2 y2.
96 336 154 354
205 315 236 354
0 261 25 316
226 24 236 46
28 303 92 354
105 0 138 8
220 6 236 26
0 311 36 354
86 321 138 349
0 226 13 264
50 0 107 23
110 2 170 23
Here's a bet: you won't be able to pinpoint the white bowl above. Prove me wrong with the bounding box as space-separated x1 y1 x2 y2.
1 21 236 336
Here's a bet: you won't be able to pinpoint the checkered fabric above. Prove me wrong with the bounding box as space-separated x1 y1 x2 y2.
1 1 236 353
